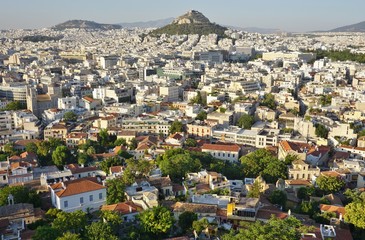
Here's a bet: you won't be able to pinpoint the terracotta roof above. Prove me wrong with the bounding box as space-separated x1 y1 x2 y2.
201 143 240 152
101 202 142 215
173 202 217 214
67 132 88 139
285 179 312 186
279 140 310 153
83 96 94 102
14 139 40 147
72 166 98 174
169 132 184 140
148 176 172 188
319 204 346 217
321 171 342 178
110 166 124 174
256 206 288 220
55 178 106 198
118 131 136 136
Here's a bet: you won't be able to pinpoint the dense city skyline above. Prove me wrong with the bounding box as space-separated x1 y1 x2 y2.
1 0 365 32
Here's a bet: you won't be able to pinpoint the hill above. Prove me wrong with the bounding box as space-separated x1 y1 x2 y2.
53 20 122 30
118 17 174 28
150 10 227 36
329 21 365 32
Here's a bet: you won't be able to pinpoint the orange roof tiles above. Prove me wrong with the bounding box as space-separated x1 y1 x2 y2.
201 143 240 152
55 178 105 198
319 204 346 216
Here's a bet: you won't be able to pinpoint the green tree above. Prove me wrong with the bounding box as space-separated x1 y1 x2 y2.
237 113 255 129
52 145 72 167
86 146 96 155
0 185 40 207
316 175 345 194
125 158 153 178
129 138 138 150
192 217 209 234
169 120 183 134
320 95 332 106
315 124 329 139
33 226 61 240
85 221 119 240
118 150 133 159
185 138 197 147
139 206 175 236
345 200 365 229
98 129 110 148
222 216 306 240
247 180 261 198
100 156 123 174
3 143 15 155
101 210 122 227
25 142 38 153
269 190 287 209
297 186 315 201
219 107 226 113
178 211 197 233
56 232 81 240
261 93 277 110
114 138 127 147
190 91 204 105
3 101 26 111
158 152 201 182
284 153 300 165
106 178 126 204
196 111 207 121
52 210 87 234
63 111 78 122
77 153 88 166
240 149 287 183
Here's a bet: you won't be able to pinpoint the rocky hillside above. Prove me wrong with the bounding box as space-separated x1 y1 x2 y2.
53 20 122 30
150 10 227 36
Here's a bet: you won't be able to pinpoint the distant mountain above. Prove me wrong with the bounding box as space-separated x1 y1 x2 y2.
329 21 365 32
225 25 283 34
53 20 122 30
118 18 174 28
150 10 227 36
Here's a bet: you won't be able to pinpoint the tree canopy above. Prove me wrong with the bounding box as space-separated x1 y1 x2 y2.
240 149 287 183
237 113 255 129
2 101 26 111
52 145 72 167
315 124 329 139
178 211 197 233
169 120 183 134
316 175 345 194
63 111 78 122
222 216 310 240
106 178 126 204
261 93 277 110
0 185 40 207
139 206 175 237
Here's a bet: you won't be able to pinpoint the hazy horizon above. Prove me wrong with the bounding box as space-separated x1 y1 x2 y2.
1 0 365 32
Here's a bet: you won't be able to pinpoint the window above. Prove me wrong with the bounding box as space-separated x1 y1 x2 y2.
89 195 93 202
99 193 103 200
80 197 84 204
64 201 68 208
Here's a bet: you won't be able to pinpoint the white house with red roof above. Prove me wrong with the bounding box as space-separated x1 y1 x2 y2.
201 143 241 162
49 177 106 212
165 132 185 147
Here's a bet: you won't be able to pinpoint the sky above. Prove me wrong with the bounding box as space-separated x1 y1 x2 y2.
1 0 365 32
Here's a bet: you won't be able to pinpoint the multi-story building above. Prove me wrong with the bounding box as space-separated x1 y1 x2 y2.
288 160 320 180
201 143 241 162
49 178 106 212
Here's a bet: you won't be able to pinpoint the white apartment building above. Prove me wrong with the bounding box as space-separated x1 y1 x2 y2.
58 96 78 109
159 85 179 102
212 126 278 148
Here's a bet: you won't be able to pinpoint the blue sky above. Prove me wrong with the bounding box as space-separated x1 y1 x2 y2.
1 0 364 32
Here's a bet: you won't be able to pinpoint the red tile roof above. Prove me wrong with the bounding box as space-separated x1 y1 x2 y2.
55 178 105 198
201 143 240 152
319 204 346 217
101 202 142 215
